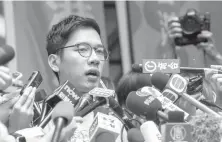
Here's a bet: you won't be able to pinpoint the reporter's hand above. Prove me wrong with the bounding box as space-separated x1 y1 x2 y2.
8 87 36 133
0 66 13 90
0 91 20 125
166 16 182 46
197 31 217 54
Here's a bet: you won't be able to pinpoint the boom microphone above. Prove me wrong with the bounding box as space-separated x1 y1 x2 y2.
132 63 222 74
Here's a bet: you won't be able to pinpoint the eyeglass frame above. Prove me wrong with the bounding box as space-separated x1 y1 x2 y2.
54 42 109 61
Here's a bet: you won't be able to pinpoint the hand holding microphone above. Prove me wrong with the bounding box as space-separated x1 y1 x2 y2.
8 86 37 133
0 66 13 91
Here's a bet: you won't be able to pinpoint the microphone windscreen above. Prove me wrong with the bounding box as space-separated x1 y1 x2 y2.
168 111 185 122
127 128 144 142
151 72 169 91
35 89 47 102
0 45 15 65
95 132 116 142
51 101 74 125
126 91 162 119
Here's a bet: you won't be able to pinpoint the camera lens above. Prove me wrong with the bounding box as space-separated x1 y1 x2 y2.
182 17 201 35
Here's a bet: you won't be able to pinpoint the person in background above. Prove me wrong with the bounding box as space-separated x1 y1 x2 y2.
163 15 222 115
116 70 152 125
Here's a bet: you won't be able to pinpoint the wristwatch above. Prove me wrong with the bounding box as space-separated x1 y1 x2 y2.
10 133 26 142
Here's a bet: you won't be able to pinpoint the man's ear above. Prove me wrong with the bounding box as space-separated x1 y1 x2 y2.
48 54 61 73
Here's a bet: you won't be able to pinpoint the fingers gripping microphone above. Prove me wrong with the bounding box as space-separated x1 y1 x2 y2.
151 72 221 117
51 101 74 142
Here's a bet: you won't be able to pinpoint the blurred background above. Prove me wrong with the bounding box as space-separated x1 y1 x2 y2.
1 1 222 94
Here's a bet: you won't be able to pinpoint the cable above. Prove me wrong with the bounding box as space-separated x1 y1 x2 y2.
120 118 142 142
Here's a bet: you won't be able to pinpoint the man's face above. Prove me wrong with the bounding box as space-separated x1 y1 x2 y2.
58 27 104 94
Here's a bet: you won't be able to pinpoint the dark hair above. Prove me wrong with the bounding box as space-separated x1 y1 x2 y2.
116 70 152 106
46 15 101 81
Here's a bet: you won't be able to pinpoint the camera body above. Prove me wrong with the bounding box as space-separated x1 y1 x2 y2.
175 9 210 46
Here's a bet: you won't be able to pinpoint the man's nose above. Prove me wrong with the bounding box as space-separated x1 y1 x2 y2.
88 50 100 65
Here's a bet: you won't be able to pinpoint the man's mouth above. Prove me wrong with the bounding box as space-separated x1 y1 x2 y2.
85 69 100 77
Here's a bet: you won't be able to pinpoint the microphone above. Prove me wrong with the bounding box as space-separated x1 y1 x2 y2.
168 111 185 122
199 99 222 111
107 96 136 131
75 87 115 117
0 45 15 65
139 86 189 120
75 97 107 117
89 112 121 142
180 66 222 74
45 80 81 108
127 128 145 142
132 63 222 74
151 72 221 117
74 93 93 113
161 111 193 142
39 80 81 128
140 121 162 142
51 101 74 142
90 87 136 130
126 91 168 121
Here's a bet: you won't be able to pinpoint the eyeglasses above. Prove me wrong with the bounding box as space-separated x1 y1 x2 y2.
56 42 109 61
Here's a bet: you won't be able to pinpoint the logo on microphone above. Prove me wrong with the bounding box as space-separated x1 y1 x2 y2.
136 90 150 97
170 125 186 141
144 61 157 72
169 74 188 93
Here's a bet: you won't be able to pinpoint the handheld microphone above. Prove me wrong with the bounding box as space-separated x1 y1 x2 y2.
151 72 221 117
51 101 74 142
127 128 145 142
139 86 189 120
126 91 168 121
89 112 121 142
161 112 194 142
39 80 81 128
45 80 81 108
107 96 136 130
140 121 162 142
75 93 93 113
0 45 15 65
75 97 107 117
